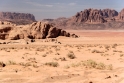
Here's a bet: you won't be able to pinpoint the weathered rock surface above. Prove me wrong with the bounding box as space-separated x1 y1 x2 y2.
0 21 78 40
0 12 36 25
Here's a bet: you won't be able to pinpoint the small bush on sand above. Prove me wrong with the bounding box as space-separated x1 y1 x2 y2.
42 54 47 57
112 44 118 48
67 51 76 59
44 62 59 67
120 54 124 57
8 60 17 65
64 65 70 69
82 59 113 70
92 49 104 53
68 60 113 70
19 62 32 67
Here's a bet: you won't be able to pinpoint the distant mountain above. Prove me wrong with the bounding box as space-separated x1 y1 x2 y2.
42 8 124 30
0 12 36 25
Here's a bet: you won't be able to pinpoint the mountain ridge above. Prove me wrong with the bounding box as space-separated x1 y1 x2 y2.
42 8 124 30
0 12 36 25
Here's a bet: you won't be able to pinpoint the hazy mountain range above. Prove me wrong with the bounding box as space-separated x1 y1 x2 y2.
1 8 124 30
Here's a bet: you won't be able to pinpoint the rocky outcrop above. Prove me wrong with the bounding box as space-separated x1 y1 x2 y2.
30 22 51 39
29 22 78 39
0 12 36 25
118 9 124 20
70 9 105 23
102 9 118 18
47 27 61 38
69 9 118 23
0 21 78 40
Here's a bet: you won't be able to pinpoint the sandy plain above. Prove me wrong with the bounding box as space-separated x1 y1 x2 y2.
0 30 124 83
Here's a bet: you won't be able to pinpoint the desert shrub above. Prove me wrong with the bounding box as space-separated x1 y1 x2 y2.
54 57 66 61
104 45 110 50
101 53 109 56
92 49 104 53
112 44 118 48
96 62 106 70
44 62 59 67
53 58 59 61
82 59 113 70
8 60 17 65
67 51 76 59
60 57 66 61
82 59 97 68
31 39 35 42
32 64 38 68
69 50 74 53
0 62 6 67
55 53 60 55
120 54 124 57
71 62 81 67
113 50 122 53
55 48 60 51
106 64 113 70
64 65 70 69
42 54 47 57
19 62 32 67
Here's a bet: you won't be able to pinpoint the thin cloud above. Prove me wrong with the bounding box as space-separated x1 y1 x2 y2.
68 3 76 6
26 1 53 7
45 5 53 7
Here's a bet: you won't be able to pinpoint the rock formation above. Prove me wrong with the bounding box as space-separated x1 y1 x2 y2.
69 9 118 23
70 9 105 23
43 8 124 30
102 9 118 18
0 12 36 25
0 21 78 40
118 8 124 20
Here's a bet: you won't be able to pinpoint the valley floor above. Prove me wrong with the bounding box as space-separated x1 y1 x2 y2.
0 30 124 83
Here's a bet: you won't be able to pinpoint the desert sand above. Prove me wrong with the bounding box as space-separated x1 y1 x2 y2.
0 30 124 83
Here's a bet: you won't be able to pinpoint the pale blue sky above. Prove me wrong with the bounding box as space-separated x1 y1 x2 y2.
0 0 124 20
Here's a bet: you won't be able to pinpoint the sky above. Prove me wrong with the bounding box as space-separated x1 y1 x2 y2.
0 0 124 20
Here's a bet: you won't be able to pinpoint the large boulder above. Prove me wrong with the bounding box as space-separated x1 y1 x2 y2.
7 29 29 40
30 22 51 39
47 27 61 38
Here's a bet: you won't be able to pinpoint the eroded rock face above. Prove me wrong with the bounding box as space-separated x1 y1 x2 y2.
0 21 78 40
102 9 118 18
